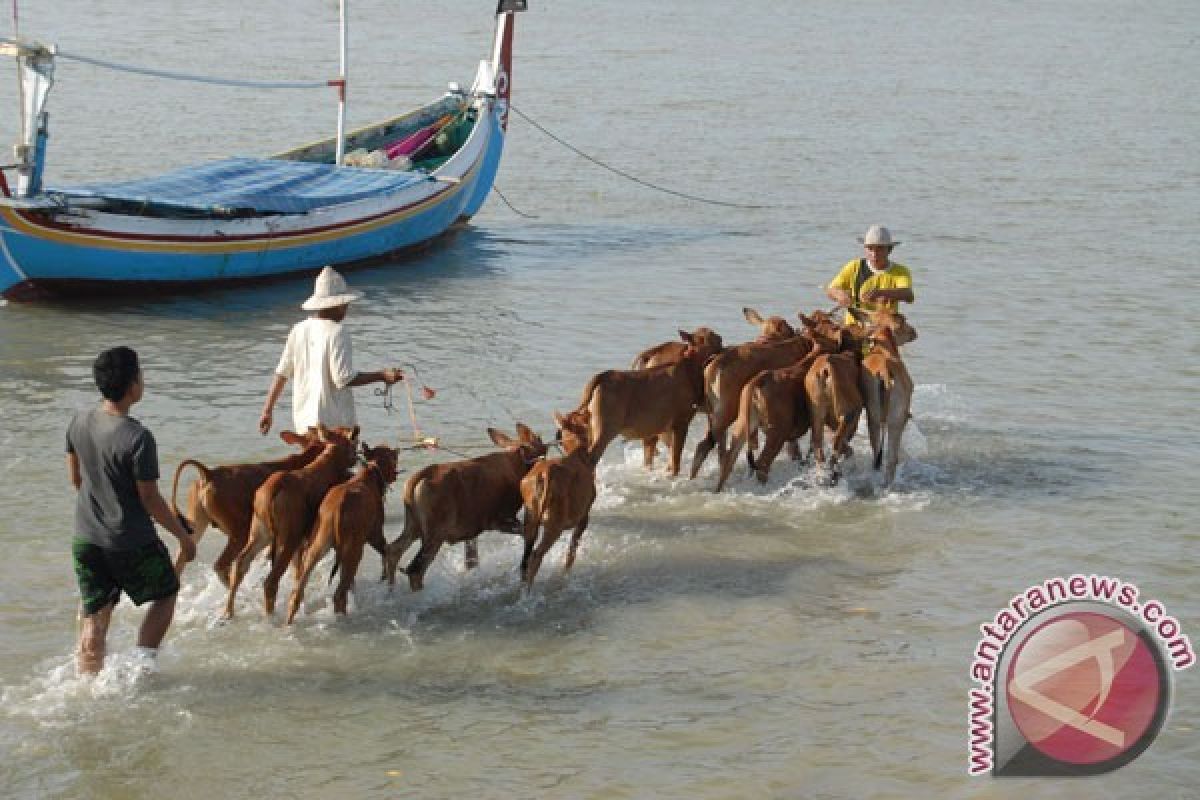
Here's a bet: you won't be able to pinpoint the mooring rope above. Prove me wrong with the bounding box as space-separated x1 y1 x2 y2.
509 104 777 210
47 44 332 90
491 185 539 218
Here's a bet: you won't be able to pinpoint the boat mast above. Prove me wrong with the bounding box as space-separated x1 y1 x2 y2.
334 0 347 166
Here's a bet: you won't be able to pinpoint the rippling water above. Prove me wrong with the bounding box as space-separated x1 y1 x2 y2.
2 1 1198 797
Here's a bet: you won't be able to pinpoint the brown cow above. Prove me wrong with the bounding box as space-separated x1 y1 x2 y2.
286 443 400 623
222 424 360 620
170 429 322 584
384 424 547 591
805 351 864 469
845 307 919 348
801 308 917 477
579 329 722 475
860 325 915 487
629 325 724 468
689 333 822 480
519 410 597 590
715 349 825 492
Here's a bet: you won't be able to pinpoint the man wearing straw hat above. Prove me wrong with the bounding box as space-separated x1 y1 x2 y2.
259 267 404 435
825 225 915 321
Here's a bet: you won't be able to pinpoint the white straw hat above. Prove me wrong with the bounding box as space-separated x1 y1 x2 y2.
857 225 900 247
301 266 364 310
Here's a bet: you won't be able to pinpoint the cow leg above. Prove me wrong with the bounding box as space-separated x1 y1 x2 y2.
384 531 417 586
211 508 253 589
384 512 421 586
464 539 480 570
883 390 910 488
862 376 884 470
262 541 293 618
223 519 269 620
564 515 589 572
809 386 830 465
286 524 335 624
406 539 444 592
667 419 691 477
716 425 747 493
786 440 801 461
366 526 388 581
832 409 862 463
525 526 563 592
332 541 365 616
520 506 540 582
753 431 789 484
642 436 659 468
689 425 717 480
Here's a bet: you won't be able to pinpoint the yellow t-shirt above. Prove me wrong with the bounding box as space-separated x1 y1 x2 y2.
828 259 914 317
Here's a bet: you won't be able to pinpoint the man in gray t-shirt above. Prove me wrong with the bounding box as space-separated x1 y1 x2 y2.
65 347 195 675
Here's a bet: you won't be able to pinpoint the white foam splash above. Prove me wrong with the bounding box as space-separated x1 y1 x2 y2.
1 648 167 725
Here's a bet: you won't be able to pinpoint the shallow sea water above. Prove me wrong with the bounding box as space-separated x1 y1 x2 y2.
1 1 1198 798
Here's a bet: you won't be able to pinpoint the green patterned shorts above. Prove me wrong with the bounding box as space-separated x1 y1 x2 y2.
72 537 180 615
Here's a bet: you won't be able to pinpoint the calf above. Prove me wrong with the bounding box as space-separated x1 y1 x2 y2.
286 443 400 623
170 429 322 584
579 329 722 475
805 351 864 470
715 350 824 492
385 424 547 591
629 325 723 467
222 425 360 619
689 335 820 480
846 307 919 347
860 325 915 487
519 410 597 590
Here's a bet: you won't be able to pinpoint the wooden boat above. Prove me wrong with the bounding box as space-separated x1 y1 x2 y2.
0 1 526 301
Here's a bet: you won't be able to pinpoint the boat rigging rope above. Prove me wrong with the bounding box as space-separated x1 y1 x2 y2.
491 185 539 218
49 45 331 90
508 104 777 210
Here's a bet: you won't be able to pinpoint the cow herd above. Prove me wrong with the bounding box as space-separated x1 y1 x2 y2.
172 306 917 622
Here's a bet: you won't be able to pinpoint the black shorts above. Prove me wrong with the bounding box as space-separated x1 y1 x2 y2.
72 537 180 616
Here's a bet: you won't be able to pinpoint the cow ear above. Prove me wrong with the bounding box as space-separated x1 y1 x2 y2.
488 428 515 448
743 307 764 326
554 411 567 428
515 422 535 442
678 329 695 345
280 430 303 445
797 312 814 328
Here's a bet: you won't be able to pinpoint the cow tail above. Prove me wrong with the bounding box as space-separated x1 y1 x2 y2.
576 373 604 412
171 459 209 519
328 510 343 585
266 494 285 567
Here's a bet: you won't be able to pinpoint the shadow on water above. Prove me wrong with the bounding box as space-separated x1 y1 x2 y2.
2 220 729 320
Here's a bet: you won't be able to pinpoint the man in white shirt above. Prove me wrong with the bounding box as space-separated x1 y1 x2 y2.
259 267 403 435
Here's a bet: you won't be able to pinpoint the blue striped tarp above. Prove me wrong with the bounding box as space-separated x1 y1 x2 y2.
50 157 430 215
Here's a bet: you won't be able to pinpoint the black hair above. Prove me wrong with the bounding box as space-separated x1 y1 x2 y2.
93 346 141 402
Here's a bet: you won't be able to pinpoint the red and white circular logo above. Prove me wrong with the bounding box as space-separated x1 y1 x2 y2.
1005 611 1167 768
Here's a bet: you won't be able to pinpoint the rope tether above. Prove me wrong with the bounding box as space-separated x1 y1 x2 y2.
508 104 778 210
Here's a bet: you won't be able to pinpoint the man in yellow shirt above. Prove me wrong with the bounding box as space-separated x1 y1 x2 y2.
826 225 915 320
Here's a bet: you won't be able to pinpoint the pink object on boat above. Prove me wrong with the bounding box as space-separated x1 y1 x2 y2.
385 116 451 159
